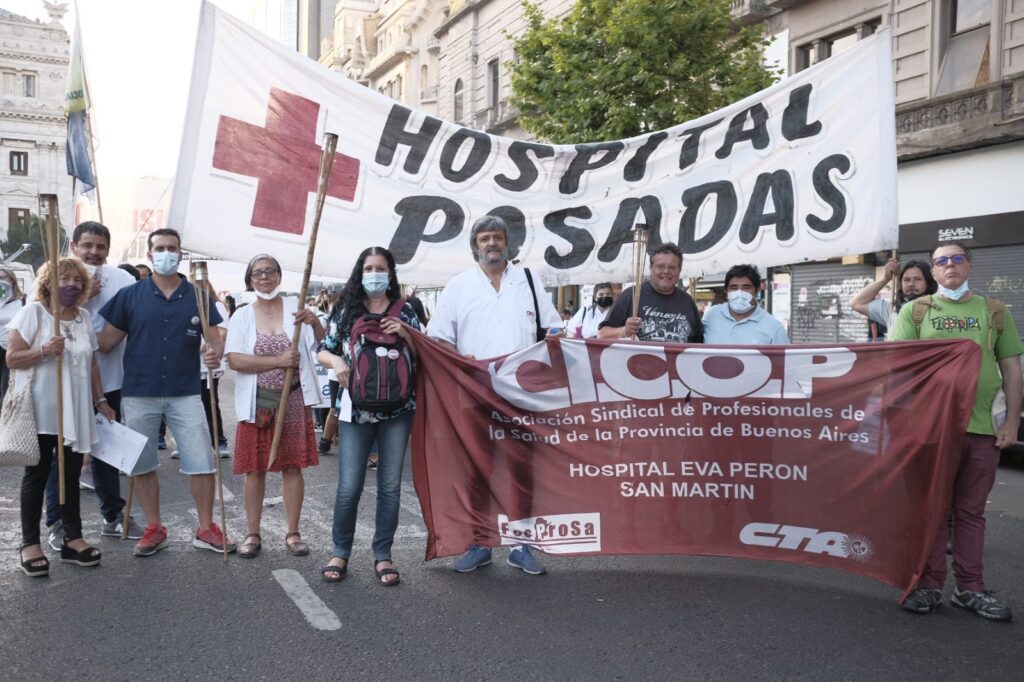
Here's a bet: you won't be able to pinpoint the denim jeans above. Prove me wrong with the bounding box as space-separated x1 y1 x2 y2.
331 411 412 562
45 390 124 526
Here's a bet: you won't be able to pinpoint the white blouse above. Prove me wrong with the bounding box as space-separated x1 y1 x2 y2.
7 302 98 453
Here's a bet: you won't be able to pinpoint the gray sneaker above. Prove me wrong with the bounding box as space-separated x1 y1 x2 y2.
902 586 942 614
101 513 144 540
951 588 1013 621
47 521 64 552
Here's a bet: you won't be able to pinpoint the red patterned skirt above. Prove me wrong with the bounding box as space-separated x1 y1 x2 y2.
233 332 320 474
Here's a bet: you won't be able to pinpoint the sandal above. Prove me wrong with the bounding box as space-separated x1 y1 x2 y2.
238 534 262 559
286 531 309 556
321 559 347 583
19 546 49 578
60 542 102 567
374 560 401 587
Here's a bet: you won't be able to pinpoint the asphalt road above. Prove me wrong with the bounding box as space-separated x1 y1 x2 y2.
2 375 1024 681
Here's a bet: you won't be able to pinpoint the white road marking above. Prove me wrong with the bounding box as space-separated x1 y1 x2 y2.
272 569 342 631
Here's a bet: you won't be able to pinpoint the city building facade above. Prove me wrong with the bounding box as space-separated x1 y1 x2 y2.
0 6 73 256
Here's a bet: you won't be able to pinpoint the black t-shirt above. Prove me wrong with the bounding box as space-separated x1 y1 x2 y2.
600 281 704 343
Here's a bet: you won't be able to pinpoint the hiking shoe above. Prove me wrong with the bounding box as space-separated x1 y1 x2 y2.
101 512 144 539
193 522 237 553
453 545 492 573
317 438 332 455
133 524 169 557
902 586 943 614
169 450 179 459
218 442 230 458
951 588 1013 621
508 545 547 575
47 521 64 552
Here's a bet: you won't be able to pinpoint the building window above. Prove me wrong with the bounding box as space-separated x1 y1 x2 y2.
10 151 28 175
395 75 402 100
8 207 30 231
453 78 464 122
794 22 878 72
22 73 36 97
935 0 990 95
2 71 15 95
488 59 499 109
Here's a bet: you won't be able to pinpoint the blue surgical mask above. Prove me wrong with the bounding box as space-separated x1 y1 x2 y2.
362 272 389 296
938 281 970 301
151 251 180 276
727 290 754 314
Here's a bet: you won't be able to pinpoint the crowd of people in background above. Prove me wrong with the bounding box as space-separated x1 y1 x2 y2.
2 218 1021 623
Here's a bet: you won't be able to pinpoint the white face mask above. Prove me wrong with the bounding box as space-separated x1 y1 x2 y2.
937 281 970 301
727 290 754 314
254 287 281 301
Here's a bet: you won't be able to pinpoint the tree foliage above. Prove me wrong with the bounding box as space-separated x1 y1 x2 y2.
1 213 69 271
508 0 781 143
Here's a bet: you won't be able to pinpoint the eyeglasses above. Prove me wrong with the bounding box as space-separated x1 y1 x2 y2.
250 268 280 279
932 254 968 266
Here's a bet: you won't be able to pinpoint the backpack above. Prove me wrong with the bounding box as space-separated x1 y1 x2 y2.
911 295 1006 350
348 298 414 412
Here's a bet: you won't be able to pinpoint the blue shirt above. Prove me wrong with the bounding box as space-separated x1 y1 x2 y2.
701 303 789 345
99 275 223 397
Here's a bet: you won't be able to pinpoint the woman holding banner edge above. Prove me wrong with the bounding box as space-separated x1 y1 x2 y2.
316 246 420 586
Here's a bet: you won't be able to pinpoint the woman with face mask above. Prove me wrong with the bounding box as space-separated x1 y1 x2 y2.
0 266 26 411
570 282 615 339
5 258 116 577
316 246 421 586
224 255 325 558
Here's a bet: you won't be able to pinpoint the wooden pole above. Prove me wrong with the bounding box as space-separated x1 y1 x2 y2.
191 262 228 561
40 194 67 505
630 223 649 340
267 133 338 470
886 249 900 333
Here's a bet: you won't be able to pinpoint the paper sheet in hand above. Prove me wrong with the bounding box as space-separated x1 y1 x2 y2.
91 417 147 474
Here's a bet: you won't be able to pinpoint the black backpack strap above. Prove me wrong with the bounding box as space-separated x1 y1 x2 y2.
524 268 544 342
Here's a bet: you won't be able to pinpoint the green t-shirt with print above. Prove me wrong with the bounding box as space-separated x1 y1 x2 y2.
889 294 1024 435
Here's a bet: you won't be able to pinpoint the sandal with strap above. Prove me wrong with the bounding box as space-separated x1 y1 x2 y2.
321 559 347 583
238 534 262 559
374 560 401 587
286 531 309 557
60 542 102 567
19 546 49 578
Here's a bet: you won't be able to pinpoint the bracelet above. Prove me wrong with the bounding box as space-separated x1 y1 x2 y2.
39 347 46 360
94 398 108 408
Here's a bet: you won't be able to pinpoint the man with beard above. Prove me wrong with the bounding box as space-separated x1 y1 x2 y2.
597 242 703 344
891 241 1022 621
849 258 937 341
428 215 561 575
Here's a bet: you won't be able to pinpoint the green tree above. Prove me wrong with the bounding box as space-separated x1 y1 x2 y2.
508 0 781 143
1 213 70 271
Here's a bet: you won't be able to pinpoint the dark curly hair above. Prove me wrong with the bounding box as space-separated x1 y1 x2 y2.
334 246 402 333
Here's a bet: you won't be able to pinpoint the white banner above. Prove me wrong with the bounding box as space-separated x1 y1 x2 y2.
171 2 897 286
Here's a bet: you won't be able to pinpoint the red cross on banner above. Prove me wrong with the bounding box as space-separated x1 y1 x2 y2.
212 88 360 235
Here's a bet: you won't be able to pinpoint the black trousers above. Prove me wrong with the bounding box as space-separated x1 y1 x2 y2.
22 434 84 547
201 376 227 446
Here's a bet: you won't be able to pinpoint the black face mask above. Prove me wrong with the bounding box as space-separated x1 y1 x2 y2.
903 292 921 303
595 296 614 308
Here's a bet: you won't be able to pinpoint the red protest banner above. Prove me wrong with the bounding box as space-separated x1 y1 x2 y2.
409 336 980 595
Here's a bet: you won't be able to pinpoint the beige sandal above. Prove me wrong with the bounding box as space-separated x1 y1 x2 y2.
285 531 309 556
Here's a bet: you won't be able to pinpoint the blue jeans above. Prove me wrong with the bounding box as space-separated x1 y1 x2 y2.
45 390 124 526
331 411 412 562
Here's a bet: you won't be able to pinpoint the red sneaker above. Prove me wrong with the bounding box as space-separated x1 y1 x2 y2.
133 524 169 557
193 522 237 553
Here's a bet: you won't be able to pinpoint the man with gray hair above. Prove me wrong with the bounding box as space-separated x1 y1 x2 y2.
428 215 561 575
